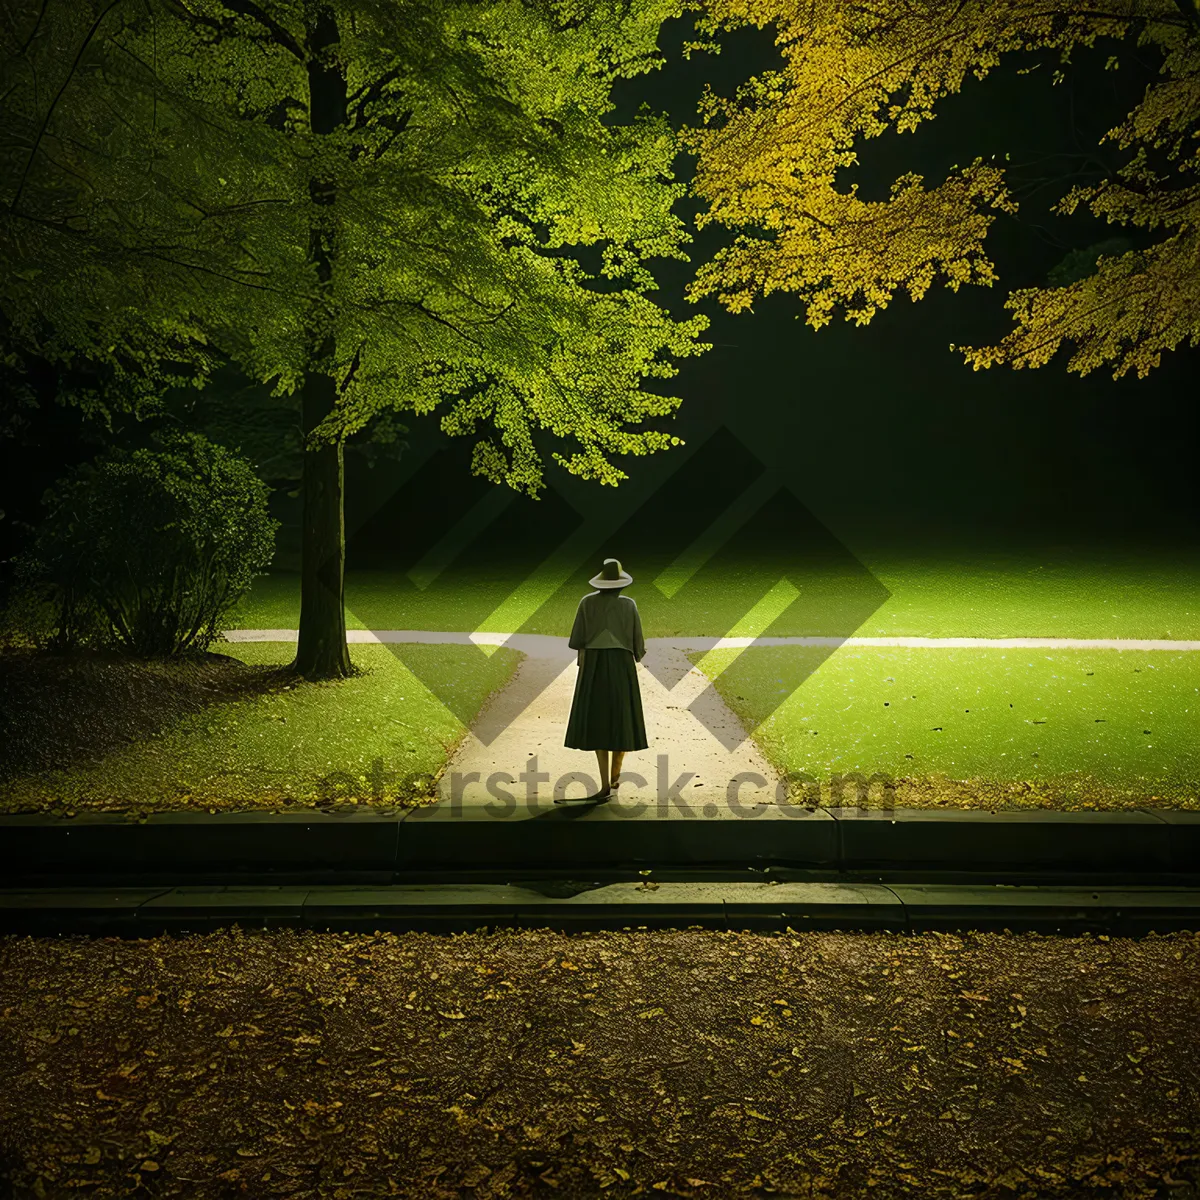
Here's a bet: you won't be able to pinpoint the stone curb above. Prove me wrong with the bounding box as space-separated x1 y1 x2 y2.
1 806 1197 880
2 883 1200 936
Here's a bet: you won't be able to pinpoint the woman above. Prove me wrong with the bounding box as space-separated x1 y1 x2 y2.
560 557 649 802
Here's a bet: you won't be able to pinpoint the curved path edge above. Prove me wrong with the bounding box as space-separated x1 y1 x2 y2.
224 630 1200 652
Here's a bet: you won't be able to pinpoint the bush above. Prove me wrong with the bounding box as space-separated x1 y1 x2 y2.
10 431 277 656
0 553 108 652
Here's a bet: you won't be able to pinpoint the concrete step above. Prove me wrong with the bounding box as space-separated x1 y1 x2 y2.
2 805 1197 880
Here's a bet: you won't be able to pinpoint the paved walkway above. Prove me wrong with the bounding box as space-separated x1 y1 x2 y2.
227 630 1200 651
223 629 1200 808
228 630 783 806
437 639 783 808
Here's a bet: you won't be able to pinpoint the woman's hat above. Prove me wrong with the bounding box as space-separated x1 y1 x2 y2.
590 557 633 589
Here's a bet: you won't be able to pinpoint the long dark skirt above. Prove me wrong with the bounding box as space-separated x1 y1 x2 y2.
564 648 649 751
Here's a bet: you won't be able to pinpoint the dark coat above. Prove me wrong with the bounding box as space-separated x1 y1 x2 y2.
564 590 648 751
568 590 646 661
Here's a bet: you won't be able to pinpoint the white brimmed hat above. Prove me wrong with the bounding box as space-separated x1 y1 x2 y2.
589 557 633 589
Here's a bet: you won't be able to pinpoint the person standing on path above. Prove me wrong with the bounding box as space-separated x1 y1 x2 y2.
560 557 649 802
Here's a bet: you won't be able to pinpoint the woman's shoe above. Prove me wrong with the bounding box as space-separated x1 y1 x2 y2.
555 787 611 804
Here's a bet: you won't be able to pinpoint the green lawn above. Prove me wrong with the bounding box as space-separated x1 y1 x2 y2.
857 551 1200 640
0 642 523 815
693 645 1200 809
18 547 1195 815
228 549 1200 640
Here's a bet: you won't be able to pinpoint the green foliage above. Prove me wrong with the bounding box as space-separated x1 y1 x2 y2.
0 342 38 451
166 362 411 493
172 368 308 487
13 432 277 656
0 0 712 495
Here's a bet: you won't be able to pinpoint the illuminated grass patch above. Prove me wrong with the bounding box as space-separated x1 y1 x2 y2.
229 550 1200 640
0 643 523 815
694 646 1200 809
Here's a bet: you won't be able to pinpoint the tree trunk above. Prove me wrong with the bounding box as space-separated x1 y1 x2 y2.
294 5 351 681
295 352 351 679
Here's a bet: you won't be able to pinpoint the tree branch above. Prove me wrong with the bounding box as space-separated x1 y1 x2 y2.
360 295 487 349
126 246 297 294
15 0 50 56
347 62 408 126
338 340 363 395
9 0 126 213
1169 0 1200 31
164 0 304 60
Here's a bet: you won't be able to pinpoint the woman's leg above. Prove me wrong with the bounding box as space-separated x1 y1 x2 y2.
594 749 610 792
610 750 626 788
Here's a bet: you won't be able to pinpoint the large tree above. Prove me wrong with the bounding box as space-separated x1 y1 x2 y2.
679 0 1199 380
1 0 711 678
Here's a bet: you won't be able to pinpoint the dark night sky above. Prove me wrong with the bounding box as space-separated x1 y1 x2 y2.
349 11 1198 565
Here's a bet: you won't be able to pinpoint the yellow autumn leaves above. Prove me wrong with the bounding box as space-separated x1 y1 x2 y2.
682 0 1198 376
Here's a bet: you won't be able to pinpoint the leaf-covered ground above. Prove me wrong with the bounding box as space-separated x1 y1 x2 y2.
0 644 523 816
1 926 1197 1198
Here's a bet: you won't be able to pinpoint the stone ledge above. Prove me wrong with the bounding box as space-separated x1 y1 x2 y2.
2 883 1200 936
0 806 1194 876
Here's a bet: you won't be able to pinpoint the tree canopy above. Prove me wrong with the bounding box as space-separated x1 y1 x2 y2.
1 0 711 493
2 0 715 677
680 0 1200 379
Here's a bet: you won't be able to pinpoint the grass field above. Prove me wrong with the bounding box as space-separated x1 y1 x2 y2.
228 549 1200 640
8 549 1197 814
217 548 1200 810
692 645 1200 809
0 643 523 815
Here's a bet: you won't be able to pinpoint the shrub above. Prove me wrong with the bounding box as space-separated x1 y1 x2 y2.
11 431 277 656
0 552 107 652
